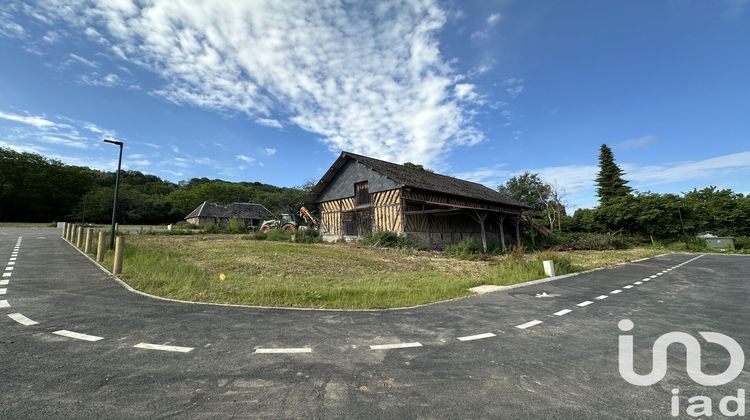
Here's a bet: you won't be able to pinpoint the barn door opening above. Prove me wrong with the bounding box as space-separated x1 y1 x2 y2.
342 208 373 237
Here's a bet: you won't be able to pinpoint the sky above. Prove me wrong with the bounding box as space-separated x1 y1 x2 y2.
1 0 748 209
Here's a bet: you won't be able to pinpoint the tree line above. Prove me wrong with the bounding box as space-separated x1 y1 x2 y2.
0 147 309 224
498 144 750 239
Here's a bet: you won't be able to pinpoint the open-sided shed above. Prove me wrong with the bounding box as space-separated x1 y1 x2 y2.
308 152 528 250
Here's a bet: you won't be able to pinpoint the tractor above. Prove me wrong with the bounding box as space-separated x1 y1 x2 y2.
259 207 319 233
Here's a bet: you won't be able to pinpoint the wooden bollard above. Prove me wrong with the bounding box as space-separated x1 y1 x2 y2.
66 223 73 241
113 236 124 274
96 231 106 262
62 223 68 238
84 228 93 253
76 226 83 248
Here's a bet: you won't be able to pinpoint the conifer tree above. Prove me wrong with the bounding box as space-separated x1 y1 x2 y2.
595 144 632 203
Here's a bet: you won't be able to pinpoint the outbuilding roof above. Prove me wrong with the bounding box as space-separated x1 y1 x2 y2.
184 202 274 220
309 151 528 208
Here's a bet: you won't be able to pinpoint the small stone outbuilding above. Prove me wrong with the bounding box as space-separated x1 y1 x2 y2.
184 202 274 229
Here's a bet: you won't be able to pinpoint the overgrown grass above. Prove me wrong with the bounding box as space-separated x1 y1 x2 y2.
108 235 668 309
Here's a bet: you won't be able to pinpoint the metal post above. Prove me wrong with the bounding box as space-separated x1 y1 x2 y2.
113 236 124 274
96 231 106 262
105 139 124 250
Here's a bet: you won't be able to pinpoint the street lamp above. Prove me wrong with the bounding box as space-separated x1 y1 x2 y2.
104 138 124 250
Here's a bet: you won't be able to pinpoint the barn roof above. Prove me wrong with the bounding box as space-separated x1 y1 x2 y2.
184 202 275 220
309 151 528 208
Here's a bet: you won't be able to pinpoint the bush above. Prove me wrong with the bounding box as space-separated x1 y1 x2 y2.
224 217 248 234
444 237 485 259
549 232 632 251
360 230 423 250
295 228 322 243
266 229 294 242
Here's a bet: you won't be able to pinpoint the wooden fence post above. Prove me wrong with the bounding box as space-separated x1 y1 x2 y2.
76 226 84 248
84 228 93 253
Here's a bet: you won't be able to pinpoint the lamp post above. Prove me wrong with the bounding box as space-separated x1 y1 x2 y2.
104 139 124 250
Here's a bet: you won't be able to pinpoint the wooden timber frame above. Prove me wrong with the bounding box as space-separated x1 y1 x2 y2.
318 187 523 249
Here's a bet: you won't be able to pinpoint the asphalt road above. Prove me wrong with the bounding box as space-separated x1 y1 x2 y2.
0 227 748 419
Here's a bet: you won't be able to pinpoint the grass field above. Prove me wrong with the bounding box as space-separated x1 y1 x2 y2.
99 235 666 309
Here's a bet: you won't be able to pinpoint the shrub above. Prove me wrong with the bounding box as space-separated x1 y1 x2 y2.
360 230 422 250
295 228 322 243
202 223 222 234
266 229 294 242
224 217 248 234
549 233 632 251
444 237 485 259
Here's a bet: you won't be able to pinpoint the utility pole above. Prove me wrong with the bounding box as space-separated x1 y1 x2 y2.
104 139 124 250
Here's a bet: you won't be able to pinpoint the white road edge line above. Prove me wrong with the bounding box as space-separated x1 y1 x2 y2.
577 301 593 307
649 275 658 278
133 343 193 353
8 313 38 326
0 288 6 294
0 280 8 286
553 309 572 316
595 295 608 300
370 342 423 350
0 300 9 308
254 347 312 354
623 285 634 289
634 281 643 285
515 320 543 329
53 330 104 342
610 289 622 294
457 332 496 341
1 273 10 278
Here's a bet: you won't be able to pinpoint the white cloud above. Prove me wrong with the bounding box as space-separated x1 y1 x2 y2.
616 135 656 149
236 154 255 164
30 0 483 167
169 144 180 153
79 72 121 87
487 13 502 26
502 78 524 98
0 139 45 154
0 111 57 128
263 147 277 156
255 118 283 128
68 53 98 68
470 12 502 39
0 12 25 39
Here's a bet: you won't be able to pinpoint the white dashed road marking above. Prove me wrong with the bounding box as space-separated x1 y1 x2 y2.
4 267 12 271
577 301 593 307
8 313 38 326
254 347 313 354
133 343 194 353
0 288 6 294
7 262 14 266
553 309 572 316
457 332 496 341
649 275 657 279
623 285 634 289
0 280 8 286
515 320 543 329
2 273 10 278
610 289 622 294
53 330 104 342
634 281 643 285
595 295 608 300
370 342 423 350
0 300 9 308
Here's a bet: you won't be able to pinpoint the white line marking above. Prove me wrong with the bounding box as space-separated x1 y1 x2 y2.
370 342 423 350
457 332 496 341
7 262 14 266
623 285 634 289
515 320 543 329
642 278 651 281
254 347 312 354
649 275 658 279
634 281 643 285
133 343 194 353
656 273 664 276
1 273 10 278
0 288 6 294
53 330 104 342
4 267 13 271
8 313 38 326
595 295 608 300
0 300 9 308
577 301 593 307
9 258 16 261
0 280 7 286
610 289 622 294
553 309 572 316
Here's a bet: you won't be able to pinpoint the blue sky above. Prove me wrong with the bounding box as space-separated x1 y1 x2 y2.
1 0 748 209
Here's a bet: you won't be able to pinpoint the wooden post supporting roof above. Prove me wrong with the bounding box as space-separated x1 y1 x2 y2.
498 214 506 252
472 211 488 253
515 216 521 246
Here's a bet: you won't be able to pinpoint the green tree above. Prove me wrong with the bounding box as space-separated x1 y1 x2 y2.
498 172 566 231
595 144 632 204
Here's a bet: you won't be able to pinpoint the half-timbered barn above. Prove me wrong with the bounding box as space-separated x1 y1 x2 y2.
308 152 528 250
